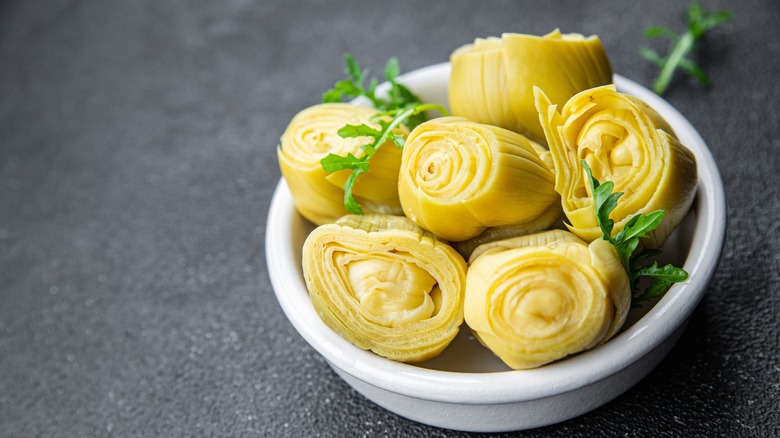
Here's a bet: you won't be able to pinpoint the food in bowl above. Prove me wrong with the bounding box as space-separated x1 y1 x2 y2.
266 30 726 431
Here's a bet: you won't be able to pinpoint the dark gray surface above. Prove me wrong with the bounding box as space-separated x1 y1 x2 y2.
1 0 778 436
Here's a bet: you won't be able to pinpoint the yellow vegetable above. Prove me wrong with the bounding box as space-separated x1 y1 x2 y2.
449 30 613 143
535 85 698 247
278 103 405 225
302 214 467 363
465 230 630 370
398 117 559 242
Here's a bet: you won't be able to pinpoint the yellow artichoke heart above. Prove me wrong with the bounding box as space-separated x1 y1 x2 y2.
535 85 698 247
398 117 559 242
278 103 406 225
465 230 630 370
302 213 467 363
449 29 613 143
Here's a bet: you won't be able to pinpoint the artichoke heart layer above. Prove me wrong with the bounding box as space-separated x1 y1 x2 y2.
398 117 559 242
278 103 405 225
465 230 630 370
449 29 613 143
535 85 698 247
302 214 467 363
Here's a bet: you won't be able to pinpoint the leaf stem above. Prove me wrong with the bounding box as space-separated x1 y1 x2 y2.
653 31 695 95
373 103 449 150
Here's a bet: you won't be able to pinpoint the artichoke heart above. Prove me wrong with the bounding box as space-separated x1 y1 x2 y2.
449 29 613 143
302 214 467 363
278 103 406 225
398 117 559 242
535 85 698 247
465 230 630 370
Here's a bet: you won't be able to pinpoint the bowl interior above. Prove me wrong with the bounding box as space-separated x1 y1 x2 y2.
266 63 726 403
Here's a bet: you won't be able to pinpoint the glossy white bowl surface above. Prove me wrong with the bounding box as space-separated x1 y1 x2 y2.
265 63 727 432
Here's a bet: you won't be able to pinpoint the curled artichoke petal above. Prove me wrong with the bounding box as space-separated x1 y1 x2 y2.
302 214 467 363
535 85 698 247
398 117 559 242
449 30 613 143
278 103 405 225
465 230 630 370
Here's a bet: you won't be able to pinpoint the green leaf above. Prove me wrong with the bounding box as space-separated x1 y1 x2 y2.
688 3 704 26
344 54 362 83
368 78 378 97
637 279 671 302
335 79 361 95
679 58 711 86
384 57 400 82
322 88 343 103
620 236 640 260
343 170 365 215
637 262 689 283
639 47 665 67
645 26 677 39
615 211 665 243
702 11 733 30
391 134 405 148
582 160 622 241
337 123 381 139
360 144 377 156
320 152 369 173
634 262 689 302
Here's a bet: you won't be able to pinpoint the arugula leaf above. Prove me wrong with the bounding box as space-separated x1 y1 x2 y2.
320 152 370 173
640 2 731 95
320 54 447 214
384 57 400 82
582 160 689 306
337 123 382 139
322 54 427 130
614 211 665 245
633 262 689 304
323 103 449 214
322 54 382 107
582 160 621 240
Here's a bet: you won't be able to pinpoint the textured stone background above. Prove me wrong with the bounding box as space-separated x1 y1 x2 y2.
1 0 778 436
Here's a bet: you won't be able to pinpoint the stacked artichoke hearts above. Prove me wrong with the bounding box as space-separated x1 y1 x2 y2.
398 117 559 242
465 230 630 369
302 214 467 362
449 30 613 142
535 85 698 247
282 30 698 370
278 103 405 225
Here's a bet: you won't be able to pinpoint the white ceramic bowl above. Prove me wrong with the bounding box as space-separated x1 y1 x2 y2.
266 63 727 432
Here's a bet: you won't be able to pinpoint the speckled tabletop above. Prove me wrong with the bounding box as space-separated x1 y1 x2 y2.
1 0 778 436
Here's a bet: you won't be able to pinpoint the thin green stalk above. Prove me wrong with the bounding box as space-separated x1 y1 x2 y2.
652 32 694 95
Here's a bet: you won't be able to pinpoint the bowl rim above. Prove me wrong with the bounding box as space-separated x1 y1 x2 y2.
266 62 727 405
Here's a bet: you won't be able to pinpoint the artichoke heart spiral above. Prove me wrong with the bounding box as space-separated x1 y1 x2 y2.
302 214 467 363
535 85 698 247
278 103 406 225
465 230 631 370
449 30 613 143
398 117 559 242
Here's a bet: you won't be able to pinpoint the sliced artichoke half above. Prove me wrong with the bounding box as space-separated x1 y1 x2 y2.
302 214 467 363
